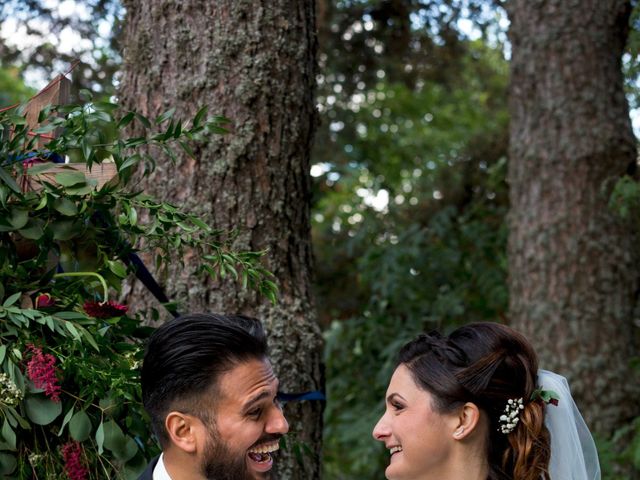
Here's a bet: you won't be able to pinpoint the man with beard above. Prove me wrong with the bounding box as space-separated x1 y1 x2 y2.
138 313 289 480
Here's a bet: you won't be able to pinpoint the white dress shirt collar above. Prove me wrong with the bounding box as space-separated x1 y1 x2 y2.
152 453 173 480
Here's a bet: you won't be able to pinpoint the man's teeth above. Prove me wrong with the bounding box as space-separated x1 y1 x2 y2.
390 446 403 455
248 441 280 454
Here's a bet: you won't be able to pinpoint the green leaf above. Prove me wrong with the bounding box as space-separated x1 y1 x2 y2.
179 140 195 159
135 113 151 128
51 219 81 241
1 419 16 451
58 406 75 436
65 321 82 340
31 124 57 134
0 453 17 475
155 107 176 125
69 410 92 442
7 115 27 125
55 311 88 320
24 396 62 425
0 166 21 194
193 106 208 127
103 420 138 461
79 89 93 101
19 219 45 240
55 171 86 187
6 407 29 430
0 184 10 206
24 162 56 175
0 345 6 364
66 183 95 196
82 329 100 352
2 292 21 307
8 208 28 229
81 137 92 161
96 421 105 454
119 154 141 172
108 260 128 278
118 112 135 128
53 197 78 216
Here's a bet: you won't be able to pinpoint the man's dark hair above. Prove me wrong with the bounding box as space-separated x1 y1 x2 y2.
141 313 268 446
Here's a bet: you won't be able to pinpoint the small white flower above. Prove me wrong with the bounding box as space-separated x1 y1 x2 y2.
498 397 523 434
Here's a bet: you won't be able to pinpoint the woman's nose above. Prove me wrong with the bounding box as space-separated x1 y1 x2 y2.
372 414 390 441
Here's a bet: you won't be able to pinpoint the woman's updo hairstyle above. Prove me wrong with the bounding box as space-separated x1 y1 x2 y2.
398 322 551 480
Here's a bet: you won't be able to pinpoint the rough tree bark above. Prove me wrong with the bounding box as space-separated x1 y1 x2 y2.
506 0 639 435
119 1 323 478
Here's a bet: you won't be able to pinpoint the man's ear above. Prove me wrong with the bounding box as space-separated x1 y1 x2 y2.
451 402 482 440
165 411 199 453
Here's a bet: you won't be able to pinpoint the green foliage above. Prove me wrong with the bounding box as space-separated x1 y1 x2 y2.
0 97 277 478
316 27 510 478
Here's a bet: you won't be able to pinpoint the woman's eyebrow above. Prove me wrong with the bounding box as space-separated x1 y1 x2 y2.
386 392 406 404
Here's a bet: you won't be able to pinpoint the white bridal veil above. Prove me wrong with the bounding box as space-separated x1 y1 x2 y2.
538 369 601 480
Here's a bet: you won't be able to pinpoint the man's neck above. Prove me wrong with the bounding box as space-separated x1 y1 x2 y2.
162 449 206 480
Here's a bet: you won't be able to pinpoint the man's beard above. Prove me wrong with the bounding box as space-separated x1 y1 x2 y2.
200 431 280 480
201 435 253 480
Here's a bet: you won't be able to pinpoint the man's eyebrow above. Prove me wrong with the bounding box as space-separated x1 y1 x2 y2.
242 381 279 412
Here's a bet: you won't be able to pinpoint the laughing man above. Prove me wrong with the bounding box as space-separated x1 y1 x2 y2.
138 313 289 480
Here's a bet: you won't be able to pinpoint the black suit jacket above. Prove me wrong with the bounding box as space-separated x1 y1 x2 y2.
138 455 160 480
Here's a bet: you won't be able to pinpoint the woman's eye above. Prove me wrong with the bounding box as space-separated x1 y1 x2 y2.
391 402 404 411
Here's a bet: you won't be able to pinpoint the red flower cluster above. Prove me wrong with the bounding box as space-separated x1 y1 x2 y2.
61 441 88 480
83 300 128 319
25 345 61 402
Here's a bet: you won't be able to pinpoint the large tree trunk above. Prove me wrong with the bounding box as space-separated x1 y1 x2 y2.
506 0 639 435
120 1 323 478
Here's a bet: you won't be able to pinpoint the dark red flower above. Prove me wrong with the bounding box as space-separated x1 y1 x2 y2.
549 398 559 407
25 344 61 402
83 300 128 318
35 293 56 308
61 441 88 480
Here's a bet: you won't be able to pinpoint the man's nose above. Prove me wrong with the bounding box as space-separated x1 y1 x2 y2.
267 405 289 435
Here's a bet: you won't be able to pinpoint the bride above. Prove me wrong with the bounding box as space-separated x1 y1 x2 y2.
372 322 600 480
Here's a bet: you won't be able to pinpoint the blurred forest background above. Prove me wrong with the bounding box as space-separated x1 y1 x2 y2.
2 0 640 478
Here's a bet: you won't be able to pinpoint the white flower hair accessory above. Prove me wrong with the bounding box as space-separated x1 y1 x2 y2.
499 397 524 434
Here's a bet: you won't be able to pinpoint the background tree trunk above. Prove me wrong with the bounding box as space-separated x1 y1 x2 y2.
120 1 323 478
506 0 639 435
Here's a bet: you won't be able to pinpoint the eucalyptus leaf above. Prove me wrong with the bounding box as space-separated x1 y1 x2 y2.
96 421 105 454
0 452 17 475
69 410 92 442
24 396 62 425
58 407 75 437
1 419 16 451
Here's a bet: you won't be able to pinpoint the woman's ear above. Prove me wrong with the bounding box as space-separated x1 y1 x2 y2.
165 411 199 453
452 402 482 440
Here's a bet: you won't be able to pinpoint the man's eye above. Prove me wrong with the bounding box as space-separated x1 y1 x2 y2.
247 408 263 418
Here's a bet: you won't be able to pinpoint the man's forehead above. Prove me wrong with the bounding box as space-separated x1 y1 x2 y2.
217 357 279 402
